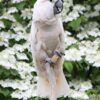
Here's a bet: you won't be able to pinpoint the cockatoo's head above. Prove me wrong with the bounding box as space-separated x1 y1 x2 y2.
33 0 54 22
36 0 64 15
33 0 63 25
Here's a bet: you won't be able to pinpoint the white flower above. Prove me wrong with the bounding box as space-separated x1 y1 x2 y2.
13 43 30 52
16 62 35 73
93 61 100 67
85 54 95 64
14 33 28 41
77 32 88 40
69 80 92 92
79 40 98 56
7 7 18 14
65 31 72 35
11 0 24 3
62 4 86 22
69 79 83 90
0 21 5 28
85 11 99 18
93 38 100 46
0 48 16 69
87 28 100 37
0 31 10 46
0 60 14 69
16 52 28 60
23 42 30 50
73 4 86 14
13 44 25 52
64 11 79 22
65 36 77 47
0 13 16 22
21 8 32 20
2 48 15 55
64 0 73 7
0 31 11 40
11 89 37 99
62 0 73 21
85 50 100 67
11 84 37 99
11 90 22 99
93 51 100 67
94 3 100 11
64 48 83 61
69 89 89 99
85 22 99 29
11 22 25 32
79 81 92 91
0 79 29 90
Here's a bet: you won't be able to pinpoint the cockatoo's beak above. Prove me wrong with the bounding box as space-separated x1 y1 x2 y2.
53 0 64 15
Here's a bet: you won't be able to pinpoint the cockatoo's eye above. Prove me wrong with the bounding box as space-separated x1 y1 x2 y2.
50 0 52 2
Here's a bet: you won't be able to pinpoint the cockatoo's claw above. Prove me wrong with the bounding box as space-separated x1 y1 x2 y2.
54 50 65 57
45 58 54 65
60 52 65 55
54 50 62 57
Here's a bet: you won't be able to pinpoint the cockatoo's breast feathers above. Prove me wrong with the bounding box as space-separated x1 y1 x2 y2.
33 1 54 22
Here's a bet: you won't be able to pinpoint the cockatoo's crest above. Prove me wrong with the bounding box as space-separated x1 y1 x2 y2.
33 0 58 24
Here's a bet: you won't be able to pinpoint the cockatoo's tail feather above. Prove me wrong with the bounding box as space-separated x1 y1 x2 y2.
37 70 70 98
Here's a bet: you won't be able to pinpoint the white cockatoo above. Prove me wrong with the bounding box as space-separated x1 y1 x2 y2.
30 0 70 100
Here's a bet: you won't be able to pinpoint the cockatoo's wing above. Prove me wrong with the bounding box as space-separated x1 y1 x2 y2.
30 20 37 65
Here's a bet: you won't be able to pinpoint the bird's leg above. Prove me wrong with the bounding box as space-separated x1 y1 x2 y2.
45 52 63 65
45 62 57 100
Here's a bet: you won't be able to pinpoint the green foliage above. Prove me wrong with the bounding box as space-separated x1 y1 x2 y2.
0 66 21 79
64 61 74 73
68 16 87 30
0 88 11 96
0 0 100 100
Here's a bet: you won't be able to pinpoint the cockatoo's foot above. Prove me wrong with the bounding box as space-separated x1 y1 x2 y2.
50 96 57 100
45 58 54 65
50 90 57 100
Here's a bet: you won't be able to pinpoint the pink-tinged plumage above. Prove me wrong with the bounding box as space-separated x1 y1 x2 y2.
30 0 70 100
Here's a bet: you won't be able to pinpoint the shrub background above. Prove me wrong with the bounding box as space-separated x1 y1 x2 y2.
0 0 100 100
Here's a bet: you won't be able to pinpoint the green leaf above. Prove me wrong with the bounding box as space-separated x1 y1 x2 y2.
68 18 81 30
80 16 88 22
13 13 23 23
0 88 10 96
68 16 87 30
10 69 18 76
0 2 4 15
28 0 36 7
64 61 73 73
67 43 79 49
4 71 10 77
0 68 3 75
2 19 12 29
16 2 26 10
